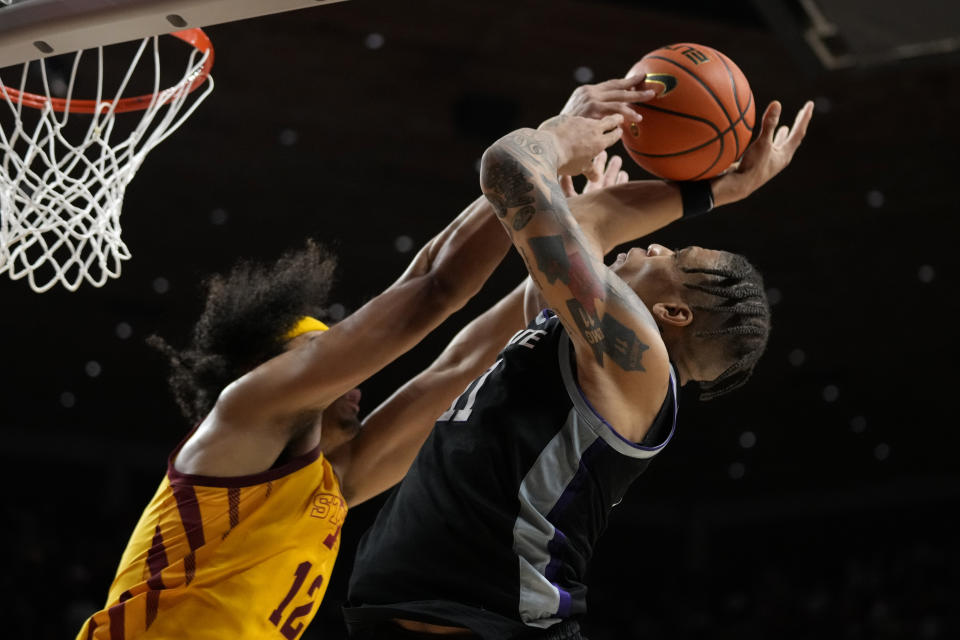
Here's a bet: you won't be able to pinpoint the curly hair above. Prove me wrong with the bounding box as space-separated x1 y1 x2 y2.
148 240 337 424
680 251 771 401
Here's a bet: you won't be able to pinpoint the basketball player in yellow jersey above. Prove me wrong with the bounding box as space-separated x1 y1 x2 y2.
77 73 811 639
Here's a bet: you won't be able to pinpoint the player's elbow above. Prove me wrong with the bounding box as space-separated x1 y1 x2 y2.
396 250 476 320
389 268 467 336
478 142 516 206
418 244 485 311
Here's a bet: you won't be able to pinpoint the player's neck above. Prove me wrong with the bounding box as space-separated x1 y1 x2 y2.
661 332 693 386
672 359 694 387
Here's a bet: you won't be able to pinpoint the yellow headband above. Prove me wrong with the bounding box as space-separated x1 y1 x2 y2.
284 316 329 340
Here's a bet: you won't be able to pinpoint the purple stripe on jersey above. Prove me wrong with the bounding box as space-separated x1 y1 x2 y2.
542 439 605 617
546 438 604 523
573 366 677 452
544 528 568 581
145 524 165 627
228 487 240 529
554 584 572 618
575 383 674 451
144 524 167 628
184 551 197 585
146 524 168 588
118 590 133 603
171 482 206 551
86 618 97 640
547 460 590 520
108 602 125 640
146 590 160 629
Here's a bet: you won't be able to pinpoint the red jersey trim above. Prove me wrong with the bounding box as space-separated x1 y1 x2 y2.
166 426 323 488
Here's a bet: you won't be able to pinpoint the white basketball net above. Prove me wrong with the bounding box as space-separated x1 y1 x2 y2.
0 35 213 292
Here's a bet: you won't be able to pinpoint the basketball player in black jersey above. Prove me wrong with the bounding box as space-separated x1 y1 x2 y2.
344 100 813 639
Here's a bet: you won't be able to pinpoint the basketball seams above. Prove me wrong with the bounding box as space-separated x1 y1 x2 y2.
623 111 724 180
623 135 722 163
646 53 736 131
716 51 752 121
630 100 753 155
716 51 757 157
642 53 735 179
735 92 754 153
627 102 724 162
632 102 722 136
713 52 744 159
623 43 756 180
741 91 755 132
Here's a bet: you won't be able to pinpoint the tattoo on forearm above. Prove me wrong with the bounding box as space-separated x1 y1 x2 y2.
482 154 536 219
481 131 564 231
481 129 650 372
508 132 548 159
566 249 605 317
513 205 537 230
528 235 604 316
527 236 569 285
529 233 647 370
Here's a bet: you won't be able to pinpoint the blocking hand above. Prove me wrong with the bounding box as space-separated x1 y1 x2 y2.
560 76 656 122
537 114 624 182
711 100 814 206
559 150 629 197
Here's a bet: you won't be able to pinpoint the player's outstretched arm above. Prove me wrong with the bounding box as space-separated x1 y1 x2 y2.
480 115 673 442
235 194 512 414
180 196 513 478
567 99 815 255
330 283 526 506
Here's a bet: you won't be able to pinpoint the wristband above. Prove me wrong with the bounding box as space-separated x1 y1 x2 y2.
678 180 715 219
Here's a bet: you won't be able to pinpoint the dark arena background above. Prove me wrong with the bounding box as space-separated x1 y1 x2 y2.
2 0 958 638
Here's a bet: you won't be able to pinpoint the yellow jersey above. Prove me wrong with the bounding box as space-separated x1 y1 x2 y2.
77 441 347 639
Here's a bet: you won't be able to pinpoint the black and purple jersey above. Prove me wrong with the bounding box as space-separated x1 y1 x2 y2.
345 310 677 639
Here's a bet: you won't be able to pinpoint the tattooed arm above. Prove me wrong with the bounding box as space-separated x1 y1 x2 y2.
480 115 673 441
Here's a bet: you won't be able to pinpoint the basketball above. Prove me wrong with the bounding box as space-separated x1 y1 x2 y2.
620 43 755 181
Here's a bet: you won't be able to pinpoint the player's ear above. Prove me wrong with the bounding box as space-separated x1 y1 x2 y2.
652 301 692 328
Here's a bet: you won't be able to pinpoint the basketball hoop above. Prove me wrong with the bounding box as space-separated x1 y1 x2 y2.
0 29 214 292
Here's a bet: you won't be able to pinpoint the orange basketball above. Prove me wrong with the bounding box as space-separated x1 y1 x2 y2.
620 43 755 181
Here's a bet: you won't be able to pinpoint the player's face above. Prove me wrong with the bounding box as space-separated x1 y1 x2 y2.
610 244 723 302
609 243 678 292
283 329 363 451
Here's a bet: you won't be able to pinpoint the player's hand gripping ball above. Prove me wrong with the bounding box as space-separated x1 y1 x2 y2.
621 43 755 181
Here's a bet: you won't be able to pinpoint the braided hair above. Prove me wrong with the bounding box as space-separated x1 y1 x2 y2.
148 240 337 423
680 251 771 401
